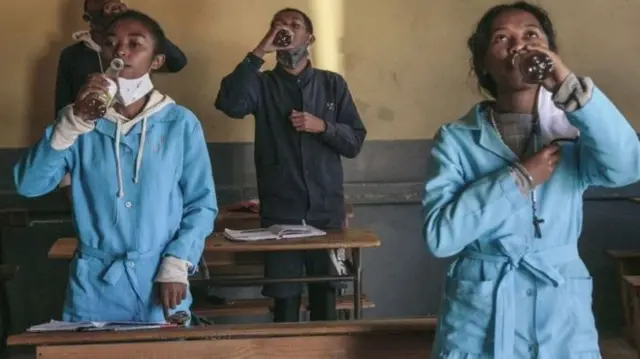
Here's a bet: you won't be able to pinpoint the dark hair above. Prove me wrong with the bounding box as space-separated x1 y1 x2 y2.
106 10 167 56
272 8 314 34
467 1 557 97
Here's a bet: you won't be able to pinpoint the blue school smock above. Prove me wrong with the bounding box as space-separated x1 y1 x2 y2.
423 87 640 358
13 96 217 323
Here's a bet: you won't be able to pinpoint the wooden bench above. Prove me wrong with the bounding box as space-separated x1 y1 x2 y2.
192 294 374 318
606 249 640 342
7 317 437 358
623 275 640 354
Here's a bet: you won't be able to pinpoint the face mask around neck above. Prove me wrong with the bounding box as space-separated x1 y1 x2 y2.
116 73 154 106
276 44 310 69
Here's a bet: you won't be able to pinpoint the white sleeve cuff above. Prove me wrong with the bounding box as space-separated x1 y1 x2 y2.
154 256 190 285
551 73 595 112
51 105 95 150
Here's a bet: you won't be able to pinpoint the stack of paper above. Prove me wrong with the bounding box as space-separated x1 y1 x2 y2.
224 224 326 242
27 320 175 333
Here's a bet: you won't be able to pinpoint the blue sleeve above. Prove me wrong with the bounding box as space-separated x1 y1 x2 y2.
567 88 640 188
422 126 529 258
320 75 367 158
214 53 264 119
13 126 71 198
163 113 218 262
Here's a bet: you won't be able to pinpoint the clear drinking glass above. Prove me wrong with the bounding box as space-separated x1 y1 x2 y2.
77 58 124 118
273 29 293 48
512 49 554 84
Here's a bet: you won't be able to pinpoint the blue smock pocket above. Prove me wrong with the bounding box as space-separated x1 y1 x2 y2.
440 276 497 355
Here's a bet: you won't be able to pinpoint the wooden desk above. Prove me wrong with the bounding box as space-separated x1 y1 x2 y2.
49 229 380 319
7 317 436 359
606 249 640 341
50 229 378 258
203 205 350 276
623 275 640 352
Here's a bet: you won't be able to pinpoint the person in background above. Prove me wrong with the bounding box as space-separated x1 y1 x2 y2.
56 0 187 193
56 0 187 116
422 1 640 358
215 8 366 323
14 10 216 323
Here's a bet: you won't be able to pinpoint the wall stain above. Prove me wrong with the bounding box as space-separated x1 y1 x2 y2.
377 106 395 122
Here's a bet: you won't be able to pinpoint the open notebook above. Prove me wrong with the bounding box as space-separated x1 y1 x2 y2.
223 224 326 242
27 320 176 332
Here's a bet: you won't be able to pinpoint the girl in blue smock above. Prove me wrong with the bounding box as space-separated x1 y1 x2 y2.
14 10 217 323
423 2 640 358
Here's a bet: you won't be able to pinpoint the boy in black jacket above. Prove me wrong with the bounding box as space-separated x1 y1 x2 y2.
215 8 366 322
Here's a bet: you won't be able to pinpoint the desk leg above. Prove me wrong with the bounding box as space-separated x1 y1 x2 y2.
353 248 362 320
631 285 640 353
619 262 632 341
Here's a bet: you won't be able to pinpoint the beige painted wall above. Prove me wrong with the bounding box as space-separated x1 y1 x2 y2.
1 0 639 147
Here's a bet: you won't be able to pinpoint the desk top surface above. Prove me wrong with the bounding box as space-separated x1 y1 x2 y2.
605 249 640 259
49 228 380 259
8 317 436 346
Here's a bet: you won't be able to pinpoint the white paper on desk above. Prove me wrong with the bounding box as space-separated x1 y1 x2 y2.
27 320 168 332
27 320 94 332
82 324 173 332
223 225 326 242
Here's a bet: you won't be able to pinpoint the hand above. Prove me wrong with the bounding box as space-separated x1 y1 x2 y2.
103 0 127 17
522 43 572 91
73 74 114 121
290 110 327 133
252 26 295 57
158 282 187 320
521 144 561 186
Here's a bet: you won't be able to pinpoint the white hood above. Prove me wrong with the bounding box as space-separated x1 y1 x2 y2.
104 90 175 198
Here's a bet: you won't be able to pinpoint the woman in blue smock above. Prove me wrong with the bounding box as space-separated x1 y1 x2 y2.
14 11 217 323
423 2 640 358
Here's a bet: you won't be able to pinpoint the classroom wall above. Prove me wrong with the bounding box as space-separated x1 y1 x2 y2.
2 0 640 146
0 0 639 338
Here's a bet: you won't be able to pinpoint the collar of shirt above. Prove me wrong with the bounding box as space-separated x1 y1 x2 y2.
274 62 315 86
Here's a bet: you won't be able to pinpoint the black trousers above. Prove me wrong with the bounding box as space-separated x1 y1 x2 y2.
261 218 342 322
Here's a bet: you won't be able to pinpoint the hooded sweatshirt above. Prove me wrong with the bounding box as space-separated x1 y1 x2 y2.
14 90 217 322
55 31 186 189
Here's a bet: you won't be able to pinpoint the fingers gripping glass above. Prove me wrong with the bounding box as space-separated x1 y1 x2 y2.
103 1 127 16
166 310 190 326
82 1 126 23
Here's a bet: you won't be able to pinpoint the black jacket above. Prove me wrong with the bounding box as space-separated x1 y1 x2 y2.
54 39 187 116
215 53 367 225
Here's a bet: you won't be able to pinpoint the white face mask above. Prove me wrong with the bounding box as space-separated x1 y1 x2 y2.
115 73 154 106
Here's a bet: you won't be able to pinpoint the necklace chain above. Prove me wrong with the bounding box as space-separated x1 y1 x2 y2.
488 108 504 143
488 106 544 239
